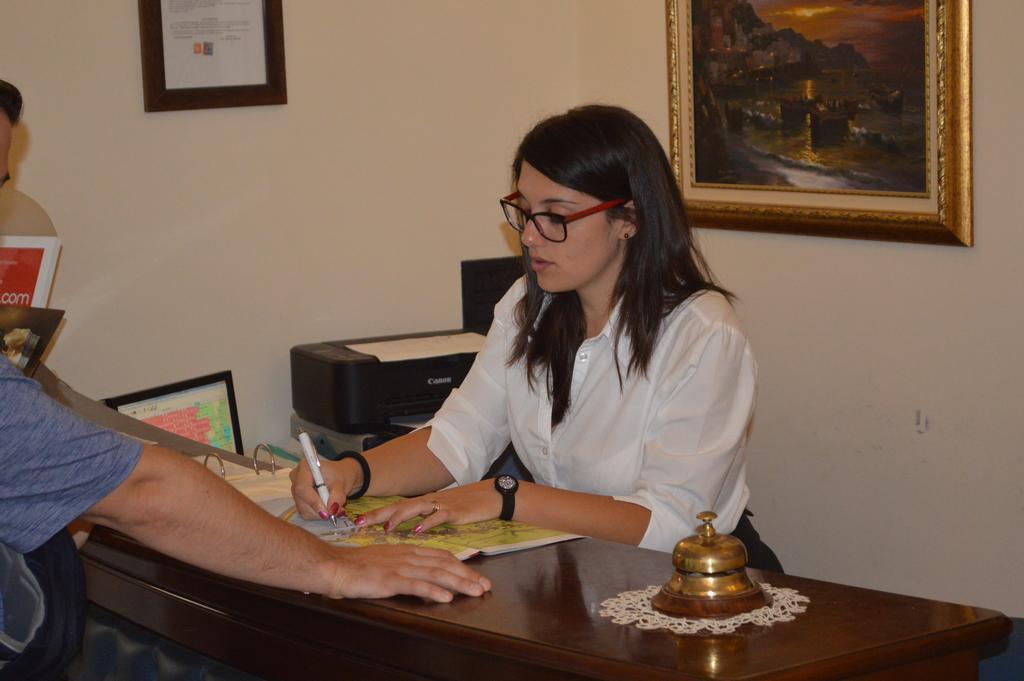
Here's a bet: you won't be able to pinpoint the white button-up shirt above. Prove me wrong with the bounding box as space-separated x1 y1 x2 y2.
427 278 756 552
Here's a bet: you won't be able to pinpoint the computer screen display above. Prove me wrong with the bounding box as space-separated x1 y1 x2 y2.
105 371 243 454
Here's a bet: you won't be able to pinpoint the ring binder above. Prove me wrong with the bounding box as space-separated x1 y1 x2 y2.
252 444 277 476
203 452 226 478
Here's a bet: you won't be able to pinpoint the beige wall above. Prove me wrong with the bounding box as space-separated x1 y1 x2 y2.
3 2 1021 616
1 0 576 448
579 1 1024 616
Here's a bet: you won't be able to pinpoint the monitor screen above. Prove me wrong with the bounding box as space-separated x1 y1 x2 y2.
105 371 243 454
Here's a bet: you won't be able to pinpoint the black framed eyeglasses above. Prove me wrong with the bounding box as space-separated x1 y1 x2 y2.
499 191 628 243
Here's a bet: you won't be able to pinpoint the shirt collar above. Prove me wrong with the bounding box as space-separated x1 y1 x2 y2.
539 294 630 357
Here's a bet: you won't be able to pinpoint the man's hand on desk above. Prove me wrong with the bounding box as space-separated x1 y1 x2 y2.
326 544 491 602
85 446 491 605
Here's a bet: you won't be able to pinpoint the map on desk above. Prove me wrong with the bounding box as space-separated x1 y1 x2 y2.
229 473 581 561
285 496 582 560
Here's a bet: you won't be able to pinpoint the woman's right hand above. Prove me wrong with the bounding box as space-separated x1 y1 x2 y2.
289 457 359 520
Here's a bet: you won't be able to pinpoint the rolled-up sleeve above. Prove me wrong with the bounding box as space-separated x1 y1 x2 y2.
1 361 143 553
427 282 523 484
613 321 756 552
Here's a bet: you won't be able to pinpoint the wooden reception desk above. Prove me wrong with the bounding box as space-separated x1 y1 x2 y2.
37 366 1009 681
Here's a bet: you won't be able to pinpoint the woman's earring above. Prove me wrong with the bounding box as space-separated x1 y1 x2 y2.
623 232 633 240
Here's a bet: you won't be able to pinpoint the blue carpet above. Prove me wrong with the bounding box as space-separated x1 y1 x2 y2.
980 617 1024 681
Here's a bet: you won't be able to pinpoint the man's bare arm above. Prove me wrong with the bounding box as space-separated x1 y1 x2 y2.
84 445 490 602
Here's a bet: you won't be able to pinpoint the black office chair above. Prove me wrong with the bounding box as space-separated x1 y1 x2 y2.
731 509 784 573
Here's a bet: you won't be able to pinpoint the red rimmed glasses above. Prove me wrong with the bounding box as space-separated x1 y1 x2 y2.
500 191 627 243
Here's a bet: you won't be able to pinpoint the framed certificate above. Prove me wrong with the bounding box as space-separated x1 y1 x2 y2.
138 0 287 112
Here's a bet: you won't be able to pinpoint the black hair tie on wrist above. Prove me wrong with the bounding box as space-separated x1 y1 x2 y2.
337 450 371 499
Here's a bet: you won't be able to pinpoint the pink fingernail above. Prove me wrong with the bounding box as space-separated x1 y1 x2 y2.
329 502 340 516
413 524 423 534
354 515 366 526
318 510 329 520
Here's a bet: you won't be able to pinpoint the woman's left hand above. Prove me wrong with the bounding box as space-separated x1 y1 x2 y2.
354 480 504 534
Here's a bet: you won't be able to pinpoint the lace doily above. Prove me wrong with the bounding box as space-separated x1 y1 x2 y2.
599 583 809 635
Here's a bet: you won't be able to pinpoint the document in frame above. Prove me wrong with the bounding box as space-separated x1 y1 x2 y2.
161 0 268 90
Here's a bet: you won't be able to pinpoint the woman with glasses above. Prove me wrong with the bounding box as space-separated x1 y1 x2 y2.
291 105 780 570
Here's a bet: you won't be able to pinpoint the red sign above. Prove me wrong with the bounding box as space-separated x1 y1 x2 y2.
0 247 45 307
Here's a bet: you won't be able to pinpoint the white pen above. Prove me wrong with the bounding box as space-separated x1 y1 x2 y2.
298 430 338 528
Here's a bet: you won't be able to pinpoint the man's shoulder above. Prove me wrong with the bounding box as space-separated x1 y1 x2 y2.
0 358 44 418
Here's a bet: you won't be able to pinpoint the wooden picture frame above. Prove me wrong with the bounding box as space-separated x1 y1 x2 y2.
138 0 287 112
666 0 972 245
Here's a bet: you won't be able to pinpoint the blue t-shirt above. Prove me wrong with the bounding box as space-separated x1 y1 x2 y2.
0 359 142 554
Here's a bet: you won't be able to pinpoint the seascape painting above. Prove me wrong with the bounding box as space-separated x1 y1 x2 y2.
690 0 927 194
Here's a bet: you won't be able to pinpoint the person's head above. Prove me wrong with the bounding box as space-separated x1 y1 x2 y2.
505 105 726 424
508 105 714 308
503 159 634 312
0 79 22 188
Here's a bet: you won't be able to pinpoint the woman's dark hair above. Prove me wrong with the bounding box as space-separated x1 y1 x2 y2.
0 80 23 124
509 104 728 425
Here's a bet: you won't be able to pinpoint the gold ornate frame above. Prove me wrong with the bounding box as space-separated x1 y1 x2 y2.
666 0 972 245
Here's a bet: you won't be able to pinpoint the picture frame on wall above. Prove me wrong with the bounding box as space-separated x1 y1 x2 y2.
666 0 972 245
138 0 287 112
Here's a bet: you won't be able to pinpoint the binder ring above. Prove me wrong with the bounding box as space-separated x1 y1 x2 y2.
203 452 226 479
252 443 277 476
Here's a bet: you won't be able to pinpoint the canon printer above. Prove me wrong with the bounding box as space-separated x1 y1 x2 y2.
291 256 522 436
291 329 482 434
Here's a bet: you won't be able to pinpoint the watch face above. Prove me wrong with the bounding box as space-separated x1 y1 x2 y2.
496 475 517 492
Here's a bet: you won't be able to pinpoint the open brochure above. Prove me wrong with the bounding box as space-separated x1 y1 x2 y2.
226 466 582 560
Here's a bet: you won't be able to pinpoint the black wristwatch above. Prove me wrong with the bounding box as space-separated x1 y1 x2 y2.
493 474 519 521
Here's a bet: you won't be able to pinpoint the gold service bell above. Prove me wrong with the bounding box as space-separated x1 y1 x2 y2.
651 511 770 618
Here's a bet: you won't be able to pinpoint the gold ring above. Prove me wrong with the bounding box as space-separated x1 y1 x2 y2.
429 500 440 516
